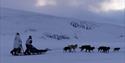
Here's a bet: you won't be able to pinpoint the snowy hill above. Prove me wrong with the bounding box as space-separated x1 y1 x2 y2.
1 8 125 42
0 8 125 63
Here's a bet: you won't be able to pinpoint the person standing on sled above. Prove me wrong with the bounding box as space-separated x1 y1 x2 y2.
24 35 38 55
10 33 23 56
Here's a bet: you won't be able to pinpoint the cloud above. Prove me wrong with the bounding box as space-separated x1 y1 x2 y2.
35 0 125 14
90 0 125 12
36 0 57 7
1 0 125 26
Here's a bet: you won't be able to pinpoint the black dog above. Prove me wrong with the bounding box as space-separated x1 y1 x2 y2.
63 46 72 52
113 48 120 52
68 44 78 52
63 44 78 52
98 46 110 53
79 45 95 52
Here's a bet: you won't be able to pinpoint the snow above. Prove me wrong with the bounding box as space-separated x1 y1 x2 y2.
0 8 125 63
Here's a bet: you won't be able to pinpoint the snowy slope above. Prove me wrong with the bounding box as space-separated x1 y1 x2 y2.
0 8 125 63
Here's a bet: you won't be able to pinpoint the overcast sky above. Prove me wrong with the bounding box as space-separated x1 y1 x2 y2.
1 0 125 26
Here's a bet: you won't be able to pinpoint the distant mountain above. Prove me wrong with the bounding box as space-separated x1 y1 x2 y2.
0 8 125 42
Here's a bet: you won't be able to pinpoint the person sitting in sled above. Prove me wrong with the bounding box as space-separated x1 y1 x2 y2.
24 35 39 55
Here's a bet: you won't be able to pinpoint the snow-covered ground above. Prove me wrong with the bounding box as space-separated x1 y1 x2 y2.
0 8 125 63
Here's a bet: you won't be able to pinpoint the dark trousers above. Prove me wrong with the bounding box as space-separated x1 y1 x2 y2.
24 44 31 55
10 48 21 55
